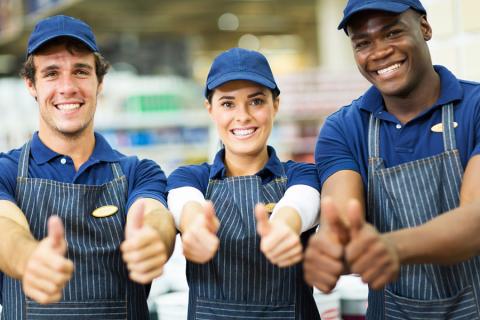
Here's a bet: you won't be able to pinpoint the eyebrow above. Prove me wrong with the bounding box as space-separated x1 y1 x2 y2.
39 63 94 74
218 91 266 101
350 17 404 40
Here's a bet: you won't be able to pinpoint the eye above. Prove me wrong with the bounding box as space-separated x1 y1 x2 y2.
386 29 402 38
43 71 58 79
354 40 370 51
221 101 235 109
250 98 265 106
74 69 91 77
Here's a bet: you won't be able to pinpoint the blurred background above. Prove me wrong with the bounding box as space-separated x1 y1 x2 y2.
0 0 479 319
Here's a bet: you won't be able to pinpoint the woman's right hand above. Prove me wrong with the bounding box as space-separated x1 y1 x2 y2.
181 201 220 263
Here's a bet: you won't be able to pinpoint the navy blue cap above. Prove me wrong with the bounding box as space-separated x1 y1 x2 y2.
27 15 98 56
338 0 427 31
205 47 280 98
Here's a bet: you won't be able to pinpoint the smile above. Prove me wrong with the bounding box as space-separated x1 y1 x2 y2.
231 128 257 137
377 63 402 75
55 103 81 111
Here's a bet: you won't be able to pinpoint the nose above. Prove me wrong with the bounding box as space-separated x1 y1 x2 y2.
235 105 252 123
369 40 394 61
57 74 78 96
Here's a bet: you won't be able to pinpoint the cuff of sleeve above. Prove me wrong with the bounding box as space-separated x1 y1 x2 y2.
167 187 206 228
271 184 320 232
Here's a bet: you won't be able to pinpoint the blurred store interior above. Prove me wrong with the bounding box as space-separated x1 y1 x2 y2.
0 0 479 319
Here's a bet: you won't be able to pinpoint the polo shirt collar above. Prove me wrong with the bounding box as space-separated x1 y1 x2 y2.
359 65 463 115
209 146 284 180
30 132 121 165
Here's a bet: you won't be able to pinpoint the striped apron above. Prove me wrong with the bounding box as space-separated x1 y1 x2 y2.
186 172 320 319
366 104 480 319
1 140 149 320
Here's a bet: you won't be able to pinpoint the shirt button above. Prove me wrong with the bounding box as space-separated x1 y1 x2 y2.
60 158 67 165
396 124 402 129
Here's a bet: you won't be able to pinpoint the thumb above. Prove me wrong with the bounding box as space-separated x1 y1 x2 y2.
126 201 145 239
320 197 349 244
47 215 65 252
255 203 271 237
346 199 364 238
203 201 218 233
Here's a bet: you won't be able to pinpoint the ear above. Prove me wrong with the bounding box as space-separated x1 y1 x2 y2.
24 77 37 100
204 99 213 117
97 81 104 95
273 96 280 115
420 15 432 41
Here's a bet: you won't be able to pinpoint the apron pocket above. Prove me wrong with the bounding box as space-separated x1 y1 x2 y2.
26 299 127 319
384 286 479 320
195 298 295 320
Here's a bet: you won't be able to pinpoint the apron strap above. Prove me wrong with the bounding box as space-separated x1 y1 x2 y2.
442 103 456 152
368 113 380 159
17 139 32 179
110 162 124 179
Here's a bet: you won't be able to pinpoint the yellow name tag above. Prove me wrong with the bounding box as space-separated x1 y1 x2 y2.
431 122 458 133
91 205 118 218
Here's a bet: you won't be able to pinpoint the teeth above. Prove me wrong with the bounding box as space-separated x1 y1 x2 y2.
57 103 80 110
377 63 401 75
232 128 255 136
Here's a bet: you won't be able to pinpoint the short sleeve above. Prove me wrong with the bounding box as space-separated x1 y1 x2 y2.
315 114 360 186
127 159 167 210
0 153 19 203
166 164 210 195
284 161 320 191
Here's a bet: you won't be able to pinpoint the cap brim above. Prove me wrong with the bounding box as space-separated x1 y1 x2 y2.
205 71 279 97
337 2 410 30
28 32 97 55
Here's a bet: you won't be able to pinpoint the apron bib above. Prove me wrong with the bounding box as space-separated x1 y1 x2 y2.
366 104 480 319
1 140 149 320
187 172 319 319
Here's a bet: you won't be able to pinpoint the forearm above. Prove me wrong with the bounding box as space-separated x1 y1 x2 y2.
271 207 302 234
0 216 37 279
135 198 177 258
179 201 203 233
385 199 480 265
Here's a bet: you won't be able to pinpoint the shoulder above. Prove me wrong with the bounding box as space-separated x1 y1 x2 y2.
167 163 211 193
0 147 22 175
282 161 320 190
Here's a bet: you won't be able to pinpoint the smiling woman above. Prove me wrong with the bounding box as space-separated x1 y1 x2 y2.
167 47 321 320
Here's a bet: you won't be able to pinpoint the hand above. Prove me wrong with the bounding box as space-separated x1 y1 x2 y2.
22 216 74 304
255 204 303 267
121 202 167 284
304 197 348 293
181 201 220 264
345 199 399 290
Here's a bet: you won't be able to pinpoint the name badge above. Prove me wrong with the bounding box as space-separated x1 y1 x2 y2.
92 205 118 218
431 122 458 132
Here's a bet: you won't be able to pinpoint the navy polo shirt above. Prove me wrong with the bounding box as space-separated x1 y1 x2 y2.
315 65 480 188
0 132 167 211
167 146 320 194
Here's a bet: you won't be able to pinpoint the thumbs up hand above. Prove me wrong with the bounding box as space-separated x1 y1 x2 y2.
121 201 168 284
22 216 74 304
304 197 349 293
345 200 399 290
255 204 303 267
181 201 220 264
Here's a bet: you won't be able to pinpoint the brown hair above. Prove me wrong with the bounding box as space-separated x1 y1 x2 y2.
20 37 110 84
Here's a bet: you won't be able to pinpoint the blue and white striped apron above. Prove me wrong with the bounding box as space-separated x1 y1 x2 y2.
1 140 149 320
366 104 480 319
186 172 320 319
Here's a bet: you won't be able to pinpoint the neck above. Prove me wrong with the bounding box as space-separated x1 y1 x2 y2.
224 147 269 177
383 69 441 124
38 128 95 171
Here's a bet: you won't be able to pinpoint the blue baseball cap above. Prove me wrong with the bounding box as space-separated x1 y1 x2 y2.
27 15 98 56
205 47 280 98
338 0 427 32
